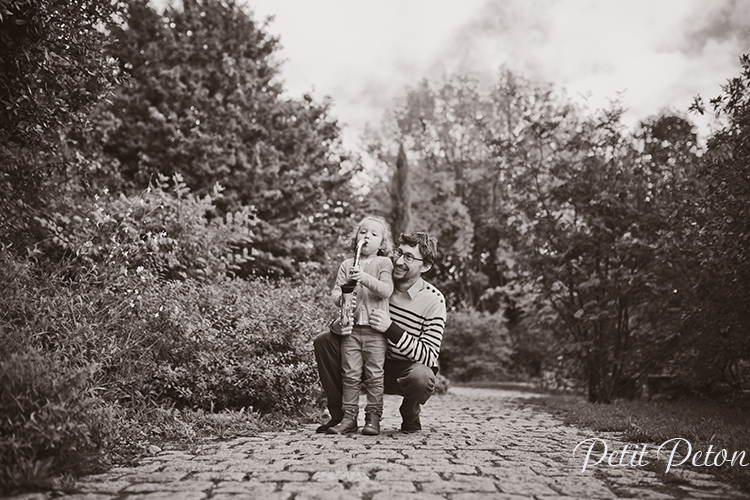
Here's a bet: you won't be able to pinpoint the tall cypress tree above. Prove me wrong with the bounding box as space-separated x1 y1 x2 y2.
390 143 411 237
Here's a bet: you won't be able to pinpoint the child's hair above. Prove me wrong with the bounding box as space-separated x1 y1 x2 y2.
348 215 394 257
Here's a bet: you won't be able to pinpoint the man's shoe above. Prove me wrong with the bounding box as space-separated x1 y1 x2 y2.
361 413 380 436
400 416 421 434
315 419 340 434
326 416 358 434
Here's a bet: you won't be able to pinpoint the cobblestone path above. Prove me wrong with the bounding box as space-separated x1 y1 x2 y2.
7 386 748 499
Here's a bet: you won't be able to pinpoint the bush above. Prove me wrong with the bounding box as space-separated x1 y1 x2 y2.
34 173 255 282
498 281 582 388
138 277 329 414
2 261 330 415
440 309 514 382
0 351 111 493
0 246 333 492
0 167 340 492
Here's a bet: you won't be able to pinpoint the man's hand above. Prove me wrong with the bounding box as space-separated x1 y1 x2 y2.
369 309 391 333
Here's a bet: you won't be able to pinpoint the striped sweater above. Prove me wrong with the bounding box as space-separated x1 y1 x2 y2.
384 278 447 370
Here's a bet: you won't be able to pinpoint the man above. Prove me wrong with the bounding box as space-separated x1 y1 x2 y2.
314 231 447 434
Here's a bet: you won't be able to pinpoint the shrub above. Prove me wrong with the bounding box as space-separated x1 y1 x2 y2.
11 265 330 415
0 245 333 492
434 373 450 394
440 309 514 382
496 280 582 388
34 173 255 282
0 351 111 494
137 276 329 414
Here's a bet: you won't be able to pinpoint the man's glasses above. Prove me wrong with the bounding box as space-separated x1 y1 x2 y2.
394 248 423 264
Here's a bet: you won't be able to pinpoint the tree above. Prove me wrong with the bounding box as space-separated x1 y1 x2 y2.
365 75 501 307
0 0 124 147
390 143 411 237
97 0 359 277
0 0 126 250
502 103 701 403
366 68 700 400
679 54 750 392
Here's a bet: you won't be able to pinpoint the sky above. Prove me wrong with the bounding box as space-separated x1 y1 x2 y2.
244 0 750 155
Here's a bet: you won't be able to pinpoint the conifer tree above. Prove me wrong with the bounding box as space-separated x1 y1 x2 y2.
390 143 411 237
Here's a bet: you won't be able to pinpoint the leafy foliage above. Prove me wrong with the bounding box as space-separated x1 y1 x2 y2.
491 278 563 381
370 68 707 402
0 167 332 492
0 352 109 493
35 173 255 281
677 54 750 391
0 0 127 257
142 277 326 413
0 246 331 492
0 0 124 146
366 75 486 307
96 0 360 277
440 309 514 382
501 103 700 402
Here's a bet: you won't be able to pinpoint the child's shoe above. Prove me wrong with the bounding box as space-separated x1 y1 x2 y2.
326 415 358 434
361 413 380 435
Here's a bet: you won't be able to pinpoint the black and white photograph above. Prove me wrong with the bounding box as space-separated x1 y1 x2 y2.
2 0 749 498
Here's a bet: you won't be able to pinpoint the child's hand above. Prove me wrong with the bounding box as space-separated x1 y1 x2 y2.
348 265 364 282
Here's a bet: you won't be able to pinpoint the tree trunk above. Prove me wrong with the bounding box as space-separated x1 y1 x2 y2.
585 352 612 404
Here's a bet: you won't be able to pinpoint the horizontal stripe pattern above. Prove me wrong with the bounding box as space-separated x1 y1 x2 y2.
386 279 446 369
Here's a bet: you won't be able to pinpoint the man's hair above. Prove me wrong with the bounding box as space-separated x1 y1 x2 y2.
399 231 438 266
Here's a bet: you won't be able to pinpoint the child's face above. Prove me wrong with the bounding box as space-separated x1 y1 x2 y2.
357 219 385 256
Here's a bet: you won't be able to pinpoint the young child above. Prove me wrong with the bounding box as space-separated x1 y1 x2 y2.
327 215 394 436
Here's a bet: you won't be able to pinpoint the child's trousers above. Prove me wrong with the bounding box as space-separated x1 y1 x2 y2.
340 325 387 417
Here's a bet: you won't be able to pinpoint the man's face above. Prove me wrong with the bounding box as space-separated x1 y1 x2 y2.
393 243 429 285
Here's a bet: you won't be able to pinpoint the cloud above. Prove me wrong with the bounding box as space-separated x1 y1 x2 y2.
210 0 749 148
676 0 750 55
422 0 747 135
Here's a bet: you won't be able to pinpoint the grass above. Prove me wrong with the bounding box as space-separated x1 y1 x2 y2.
522 391 750 494
3 402 325 496
106 402 326 467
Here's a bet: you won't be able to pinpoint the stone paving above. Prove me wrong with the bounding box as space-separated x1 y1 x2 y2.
6 386 748 499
